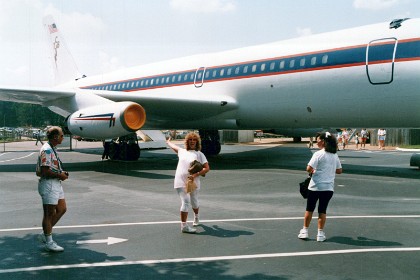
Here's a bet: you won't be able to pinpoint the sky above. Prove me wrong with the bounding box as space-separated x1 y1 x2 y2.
0 0 419 87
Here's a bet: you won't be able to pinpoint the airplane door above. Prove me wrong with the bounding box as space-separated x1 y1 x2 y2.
194 67 206 88
366 38 397 84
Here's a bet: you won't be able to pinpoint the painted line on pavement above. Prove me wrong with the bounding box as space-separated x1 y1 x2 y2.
0 247 419 274
0 152 35 163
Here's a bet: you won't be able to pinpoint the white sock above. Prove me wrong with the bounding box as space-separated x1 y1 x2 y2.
45 233 53 243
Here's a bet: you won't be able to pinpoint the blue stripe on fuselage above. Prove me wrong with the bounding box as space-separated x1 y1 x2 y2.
81 39 420 92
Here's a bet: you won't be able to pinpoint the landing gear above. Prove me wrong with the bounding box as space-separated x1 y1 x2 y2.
293 137 302 143
108 133 140 161
199 130 221 156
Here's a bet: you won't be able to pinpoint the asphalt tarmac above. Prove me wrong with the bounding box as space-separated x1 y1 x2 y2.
0 138 419 280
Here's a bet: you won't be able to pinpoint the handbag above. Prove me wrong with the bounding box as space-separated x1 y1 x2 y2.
185 177 197 193
299 174 312 199
188 160 204 176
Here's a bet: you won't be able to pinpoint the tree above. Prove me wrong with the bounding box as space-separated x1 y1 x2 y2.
0 101 65 127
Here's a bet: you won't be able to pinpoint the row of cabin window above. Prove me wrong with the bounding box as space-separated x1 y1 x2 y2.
92 55 329 91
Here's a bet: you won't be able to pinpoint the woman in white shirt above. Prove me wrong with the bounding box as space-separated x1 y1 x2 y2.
167 132 210 233
298 132 342 242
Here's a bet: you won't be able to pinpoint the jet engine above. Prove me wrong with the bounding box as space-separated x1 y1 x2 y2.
66 101 146 139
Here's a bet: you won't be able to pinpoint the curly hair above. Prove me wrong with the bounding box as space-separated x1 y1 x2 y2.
184 132 201 151
317 131 338 154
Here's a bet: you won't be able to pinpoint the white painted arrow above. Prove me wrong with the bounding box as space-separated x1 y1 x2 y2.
76 237 128 245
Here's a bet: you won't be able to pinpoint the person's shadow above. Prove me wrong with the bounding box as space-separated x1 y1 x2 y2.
198 224 254 238
327 236 402 246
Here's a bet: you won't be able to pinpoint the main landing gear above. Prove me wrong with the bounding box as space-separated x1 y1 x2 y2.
108 133 140 161
199 130 221 157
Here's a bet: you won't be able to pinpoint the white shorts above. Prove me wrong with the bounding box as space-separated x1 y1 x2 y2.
38 178 64 205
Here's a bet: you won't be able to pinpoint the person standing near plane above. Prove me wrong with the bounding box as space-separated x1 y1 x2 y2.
35 129 44 146
166 132 210 234
360 129 368 149
36 126 69 252
378 129 386 150
298 132 342 242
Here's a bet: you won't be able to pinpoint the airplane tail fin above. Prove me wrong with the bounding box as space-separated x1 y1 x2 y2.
43 15 83 85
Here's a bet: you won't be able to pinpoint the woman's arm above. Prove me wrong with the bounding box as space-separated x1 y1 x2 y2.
306 165 314 174
192 162 210 178
166 137 180 153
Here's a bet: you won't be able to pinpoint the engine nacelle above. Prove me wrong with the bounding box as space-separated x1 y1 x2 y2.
66 102 146 139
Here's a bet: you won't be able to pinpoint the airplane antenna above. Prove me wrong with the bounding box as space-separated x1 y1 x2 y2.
389 18 410 29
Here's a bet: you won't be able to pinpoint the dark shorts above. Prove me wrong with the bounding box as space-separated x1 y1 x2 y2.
306 190 334 214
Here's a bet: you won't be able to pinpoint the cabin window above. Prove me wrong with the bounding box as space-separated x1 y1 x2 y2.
322 55 328 64
227 68 232 75
145 80 149 86
177 75 182 82
260 63 266 71
197 72 202 79
270 62 275 70
289 60 295 68
220 69 225 76
212 70 217 78
205 71 210 79
279 61 285 69
300 58 305 67
235 67 240 74
251 65 257 72
243 65 248 73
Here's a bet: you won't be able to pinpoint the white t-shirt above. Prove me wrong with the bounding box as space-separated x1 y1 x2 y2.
308 149 341 191
174 148 208 189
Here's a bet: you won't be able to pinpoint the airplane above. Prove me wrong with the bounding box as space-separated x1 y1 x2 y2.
0 16 419 160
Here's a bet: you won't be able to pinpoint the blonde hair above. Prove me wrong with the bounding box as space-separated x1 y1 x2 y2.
184 132 201 151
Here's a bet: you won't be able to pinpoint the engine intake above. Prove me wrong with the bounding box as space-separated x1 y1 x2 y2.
66 102 146 139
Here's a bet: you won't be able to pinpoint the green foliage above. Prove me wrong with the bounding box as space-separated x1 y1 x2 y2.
0 101 65 127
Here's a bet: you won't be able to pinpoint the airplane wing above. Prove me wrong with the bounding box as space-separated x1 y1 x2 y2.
0 86 116 117
0 86 238 121
94 89 238 121
0 86 75 105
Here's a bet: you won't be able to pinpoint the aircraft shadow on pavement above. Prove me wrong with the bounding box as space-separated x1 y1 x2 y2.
0 233 285 280
197 224 254 238
0 146 418 179
326 236 402 247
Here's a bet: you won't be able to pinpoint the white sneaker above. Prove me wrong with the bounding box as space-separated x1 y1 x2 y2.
193 216 200 227
45 241 64 252
181 225 197 234
298 228 309 239
317 231 326 242
37 233 46 244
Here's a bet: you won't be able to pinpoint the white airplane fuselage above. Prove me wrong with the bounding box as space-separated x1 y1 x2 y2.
1 18 419 143
69 19 420 132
